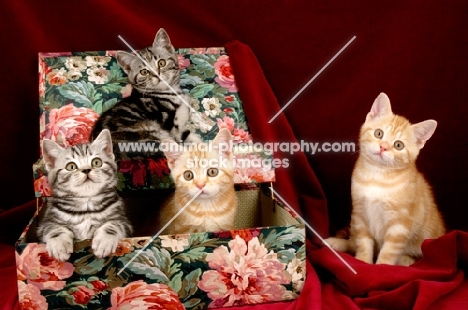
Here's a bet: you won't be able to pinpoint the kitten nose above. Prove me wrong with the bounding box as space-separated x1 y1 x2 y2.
196 181 205 189
380 143 388 152
82 169 91 174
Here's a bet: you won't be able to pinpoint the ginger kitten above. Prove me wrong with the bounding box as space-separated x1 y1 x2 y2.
159 128 237 234
326 93 445 266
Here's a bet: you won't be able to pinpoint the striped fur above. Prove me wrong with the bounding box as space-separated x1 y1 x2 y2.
38 129 132 261
160 128 237 234
91 28 200 155
326 93 445 266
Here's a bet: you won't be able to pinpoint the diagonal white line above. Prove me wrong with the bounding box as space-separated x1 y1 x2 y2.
118 35 208 125
268 36 356 123
117 189 203 275
269 187 357 274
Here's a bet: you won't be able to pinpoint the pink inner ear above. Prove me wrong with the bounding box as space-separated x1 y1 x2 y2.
412 120 437 148
166 158 177 170
42 140 63 170
212 128 233 158
162 140 184 170
366 112 375 122
368 93 392 121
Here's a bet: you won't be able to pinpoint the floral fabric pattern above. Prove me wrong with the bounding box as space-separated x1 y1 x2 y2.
109 280 185 310
39 51 128 116
198 236 295 307
35 48 274 196
16 211 305 309
17 280 48 310
16 243 75 291
40 104 99 148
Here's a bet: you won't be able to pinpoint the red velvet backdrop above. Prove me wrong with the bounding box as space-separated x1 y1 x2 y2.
1 1 468 309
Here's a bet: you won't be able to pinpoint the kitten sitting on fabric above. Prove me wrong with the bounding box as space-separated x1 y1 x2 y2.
91 28 200 153
38 129 133 261
159 128 237 234
326 93 445 266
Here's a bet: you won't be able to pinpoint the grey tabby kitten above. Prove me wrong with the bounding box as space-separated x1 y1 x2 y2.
38 129 132 261
91 28 200 153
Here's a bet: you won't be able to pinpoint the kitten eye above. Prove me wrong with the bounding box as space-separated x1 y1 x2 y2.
183 170 194 181
207 168 218 177
374 129 384 139
140 68 149 76
65 162 78 171
157 59 166 68
91 158 103 168
394 140 405 150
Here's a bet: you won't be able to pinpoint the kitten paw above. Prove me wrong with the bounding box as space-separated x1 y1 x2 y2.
46 236 74 262
376 254 397 265
355 252 374 264
324 237 349 252
92 233 119 258
396 255 416 266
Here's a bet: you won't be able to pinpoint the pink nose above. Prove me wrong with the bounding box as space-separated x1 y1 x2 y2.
380 143 388 152
196 182 205 189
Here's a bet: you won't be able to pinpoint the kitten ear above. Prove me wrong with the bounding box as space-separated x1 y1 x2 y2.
92 129 114 160
42 139 65 171
161 139 184 170
153 28 174 53
116 51 135 74
212 128 233 159
411 120 437 149
366 93 393 122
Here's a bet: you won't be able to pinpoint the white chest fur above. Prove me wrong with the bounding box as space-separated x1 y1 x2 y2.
352 165 410 246
68 198 105 240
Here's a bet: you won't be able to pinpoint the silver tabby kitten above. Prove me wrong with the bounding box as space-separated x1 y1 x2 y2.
38 129 132 261
91 28 200 151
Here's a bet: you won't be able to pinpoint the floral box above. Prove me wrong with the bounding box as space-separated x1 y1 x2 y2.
35 48 275 196
16 187 306 309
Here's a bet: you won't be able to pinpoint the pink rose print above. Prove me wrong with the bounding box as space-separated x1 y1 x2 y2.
198 235 293 307
40 104 99 148
217 116 251 143
109 280 184 310
234 154 276 183
16 243 74 291
90 279 109 292
225 95 235 103
17 280 48 310
232 127 251 143
177 54 190 70
120 83 133 98
112 240 134 257
72 285 95 305
216 116 235 132
214 55 238 92
34 175 52 197
39 61 51 98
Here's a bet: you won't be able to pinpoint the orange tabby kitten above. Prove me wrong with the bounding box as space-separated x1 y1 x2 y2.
159 128 237 234
326 93 445 266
